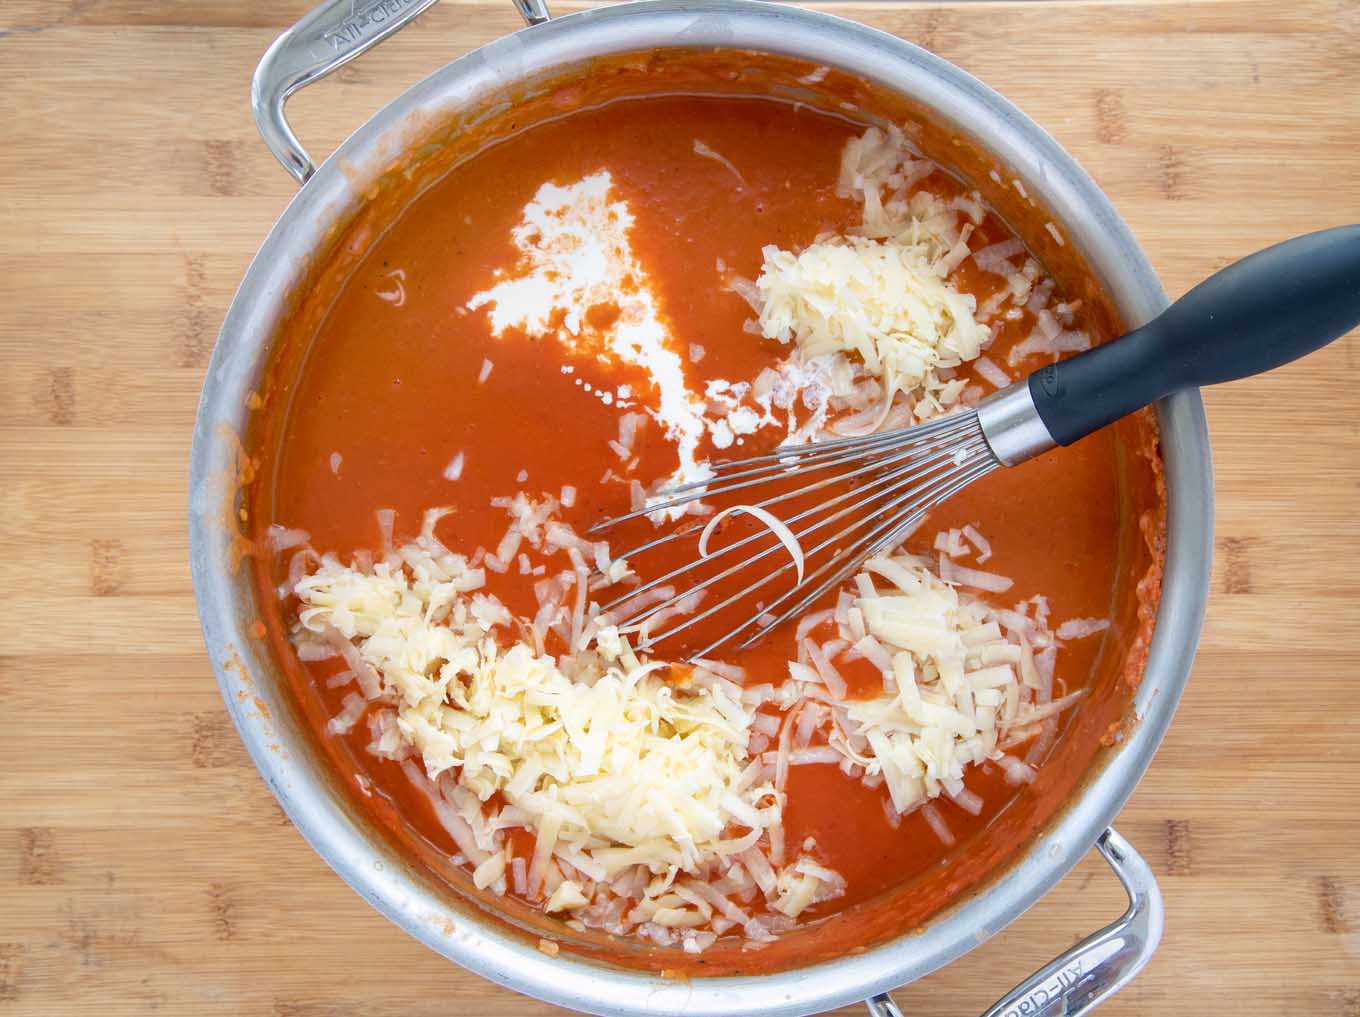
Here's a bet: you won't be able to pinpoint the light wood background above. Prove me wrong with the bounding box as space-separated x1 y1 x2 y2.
2 0 1357 1013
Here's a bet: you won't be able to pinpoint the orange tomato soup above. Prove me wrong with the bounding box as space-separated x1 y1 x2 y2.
245 53 1163 975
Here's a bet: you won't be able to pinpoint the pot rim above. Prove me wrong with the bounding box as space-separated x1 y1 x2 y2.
188 2 1213 1014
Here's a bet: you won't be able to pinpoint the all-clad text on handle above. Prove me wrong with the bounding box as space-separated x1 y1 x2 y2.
864 828 1162 1017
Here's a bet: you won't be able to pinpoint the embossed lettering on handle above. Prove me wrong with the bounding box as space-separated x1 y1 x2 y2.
252 0 551 185
323 0 430 52
865 828 1163 1017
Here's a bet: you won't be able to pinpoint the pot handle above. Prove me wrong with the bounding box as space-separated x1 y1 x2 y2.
865 828 1163 1017
252 0 552 186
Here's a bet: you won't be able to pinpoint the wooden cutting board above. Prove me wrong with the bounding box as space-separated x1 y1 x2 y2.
1 1 1356 1013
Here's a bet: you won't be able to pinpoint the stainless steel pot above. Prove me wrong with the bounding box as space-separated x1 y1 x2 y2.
188 1 1214 1014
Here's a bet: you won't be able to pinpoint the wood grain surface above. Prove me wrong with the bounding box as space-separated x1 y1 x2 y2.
2 0 1357 1013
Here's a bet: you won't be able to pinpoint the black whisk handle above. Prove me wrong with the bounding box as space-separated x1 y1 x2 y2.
1027 224 1360 446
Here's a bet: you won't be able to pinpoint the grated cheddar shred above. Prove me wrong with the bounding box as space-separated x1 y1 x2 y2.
754 126 990 423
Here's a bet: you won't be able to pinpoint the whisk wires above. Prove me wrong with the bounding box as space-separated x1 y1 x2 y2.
590 411 1000 658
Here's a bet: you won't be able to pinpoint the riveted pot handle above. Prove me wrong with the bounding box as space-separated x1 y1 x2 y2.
865 828 1163 1017
252 0 552 186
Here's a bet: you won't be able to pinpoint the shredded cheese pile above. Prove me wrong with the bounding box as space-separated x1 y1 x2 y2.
820 553 1080 820
298 550 775 870
754 126 990 423
289 509 844 950
711 533 1096 854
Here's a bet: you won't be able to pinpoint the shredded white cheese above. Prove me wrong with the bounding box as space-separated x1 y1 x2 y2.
699 505 806 583
753 126 990 422
289 513 845 944
375 268 406 306
816 552 1084 815
692 139 746 187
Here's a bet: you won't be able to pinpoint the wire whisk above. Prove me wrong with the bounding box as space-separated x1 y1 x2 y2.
589 225 1360 658
593 411 998 659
